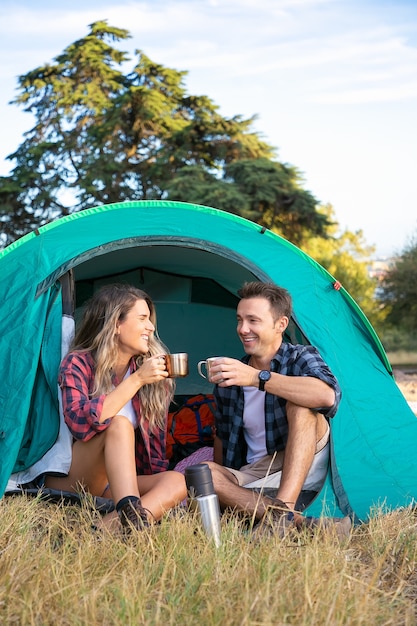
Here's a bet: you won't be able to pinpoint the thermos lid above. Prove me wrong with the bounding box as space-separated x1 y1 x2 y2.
184 463 215 497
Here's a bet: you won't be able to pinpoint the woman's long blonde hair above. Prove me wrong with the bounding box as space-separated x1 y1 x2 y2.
70 283 174 430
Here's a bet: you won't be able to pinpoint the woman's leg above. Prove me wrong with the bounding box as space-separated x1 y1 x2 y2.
45 415 139 503
46 416 186 523
102 471 186 522
137 472 187 521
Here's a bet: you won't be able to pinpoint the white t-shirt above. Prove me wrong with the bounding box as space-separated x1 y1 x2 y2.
113 370 137 428
243 386 267 463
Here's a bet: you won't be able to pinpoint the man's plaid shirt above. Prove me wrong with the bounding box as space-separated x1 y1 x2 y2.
59 351 168 474
214 342 341 470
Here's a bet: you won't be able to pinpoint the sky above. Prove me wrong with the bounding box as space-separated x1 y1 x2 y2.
1 0 416 259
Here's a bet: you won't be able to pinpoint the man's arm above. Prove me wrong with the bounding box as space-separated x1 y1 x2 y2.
213 435 223 465
261 373 335 409
210 354 338 413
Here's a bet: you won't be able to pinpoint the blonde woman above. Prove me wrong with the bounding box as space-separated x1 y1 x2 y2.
45 283 186 533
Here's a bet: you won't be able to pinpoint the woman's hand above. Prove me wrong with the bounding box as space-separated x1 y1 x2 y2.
101 355 168 421
135 354 169 386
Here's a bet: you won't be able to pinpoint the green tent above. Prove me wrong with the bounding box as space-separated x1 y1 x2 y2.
1 200 415 521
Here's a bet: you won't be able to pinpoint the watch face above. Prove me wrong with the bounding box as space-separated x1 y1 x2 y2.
259 370 271 381
258 370 271 391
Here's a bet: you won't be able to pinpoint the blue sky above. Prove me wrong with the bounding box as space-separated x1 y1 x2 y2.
1 0 416 258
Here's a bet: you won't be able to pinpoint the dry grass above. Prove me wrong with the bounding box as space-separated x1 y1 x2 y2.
1 496 417 625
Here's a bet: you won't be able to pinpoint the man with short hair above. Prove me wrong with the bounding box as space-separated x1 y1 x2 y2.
206 281 347 536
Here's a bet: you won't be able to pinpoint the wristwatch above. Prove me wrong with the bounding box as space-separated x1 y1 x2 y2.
258 370 271 391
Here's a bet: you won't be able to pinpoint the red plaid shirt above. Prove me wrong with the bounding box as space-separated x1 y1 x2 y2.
59 351 168 474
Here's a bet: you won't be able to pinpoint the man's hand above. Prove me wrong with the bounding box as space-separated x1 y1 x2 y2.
209 357 336 409
209 357 258 388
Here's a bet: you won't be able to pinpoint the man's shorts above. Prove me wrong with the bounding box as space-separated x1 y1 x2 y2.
226 422 330 493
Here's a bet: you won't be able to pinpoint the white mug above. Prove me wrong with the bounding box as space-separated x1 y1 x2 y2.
197 357 222 380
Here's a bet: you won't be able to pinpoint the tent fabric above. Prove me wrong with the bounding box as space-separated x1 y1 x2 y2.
6 314 75 490
0 200 415 521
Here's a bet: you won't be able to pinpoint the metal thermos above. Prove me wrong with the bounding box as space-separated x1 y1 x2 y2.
184 463 221 547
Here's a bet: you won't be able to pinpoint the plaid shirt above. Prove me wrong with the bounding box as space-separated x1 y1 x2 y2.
59 351 168 474
214 342 341 470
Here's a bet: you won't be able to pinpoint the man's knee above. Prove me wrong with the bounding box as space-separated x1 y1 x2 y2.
286 402 328 445
203 460 223 481
204 461 238 487
286 401 317 422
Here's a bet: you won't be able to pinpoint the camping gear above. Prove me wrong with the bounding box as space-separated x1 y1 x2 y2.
165 352 189 378
185 463 222 547
167 394 216 466
0 200 415 522
198 357 223 380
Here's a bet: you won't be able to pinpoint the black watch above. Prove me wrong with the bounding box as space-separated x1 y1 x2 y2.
258 370 271 391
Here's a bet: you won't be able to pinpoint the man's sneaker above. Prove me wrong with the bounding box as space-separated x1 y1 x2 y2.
118 498 150 533
299 515 352 540
333 516 352 540
252 498 295 539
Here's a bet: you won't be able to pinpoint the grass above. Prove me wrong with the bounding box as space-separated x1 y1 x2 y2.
1 496 417 625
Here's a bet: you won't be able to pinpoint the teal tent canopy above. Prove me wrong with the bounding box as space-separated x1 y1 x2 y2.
0 200 415 521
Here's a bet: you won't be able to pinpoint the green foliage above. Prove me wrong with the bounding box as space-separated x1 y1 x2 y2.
2 20 330 247
380 235 417 332
165 165 250 216
379 326 417 354
0 176 38 245
225 159 331 244
301 205 384 328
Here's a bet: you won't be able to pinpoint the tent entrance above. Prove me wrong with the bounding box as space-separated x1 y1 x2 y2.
64 238 309 394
